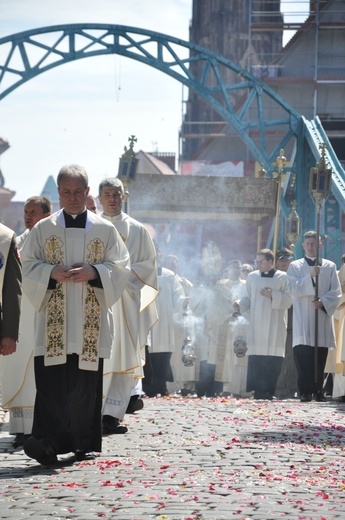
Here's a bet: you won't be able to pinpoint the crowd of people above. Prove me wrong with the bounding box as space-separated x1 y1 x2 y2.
0 164 345 466
145 239 344 405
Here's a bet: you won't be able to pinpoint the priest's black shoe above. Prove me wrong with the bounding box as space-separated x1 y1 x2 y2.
300 393 312 402
23 436 58 466
315 391 327 402
12 433 31 448
254 391 273 400
126 396 144 414
74 450 96 462
102 415 128 435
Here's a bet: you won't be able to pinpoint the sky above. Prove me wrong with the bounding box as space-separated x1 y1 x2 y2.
0 0 309 202
0 0 193 201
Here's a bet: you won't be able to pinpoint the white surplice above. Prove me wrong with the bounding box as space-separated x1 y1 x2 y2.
150 268 185 354
240 270 292 357
217 279 249 395
190 283 232 364
168 274 195 391
287 258 341 348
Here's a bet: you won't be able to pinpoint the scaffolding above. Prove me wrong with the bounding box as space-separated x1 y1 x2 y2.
181 0 345 152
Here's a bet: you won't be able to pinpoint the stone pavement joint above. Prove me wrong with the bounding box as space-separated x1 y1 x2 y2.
0 396 345 519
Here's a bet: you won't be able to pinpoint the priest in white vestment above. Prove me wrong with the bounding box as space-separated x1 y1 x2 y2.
190 278 233 397
21 165 130 466
98 178 158 434
163 254 195 395
143 260 187 397
274 248 298 399
329 258 345 399
287 231 341 402
238 249 292 400
216 260 249 397
1 196 52 448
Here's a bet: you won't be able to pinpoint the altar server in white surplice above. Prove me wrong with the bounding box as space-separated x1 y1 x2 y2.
1 196 51 449
216 260 249 398
163 254 194 395
189 279 233 398
21 165 130 466
98 178 158 435
237 249 292 400
287 230 341 403
143 246 187 397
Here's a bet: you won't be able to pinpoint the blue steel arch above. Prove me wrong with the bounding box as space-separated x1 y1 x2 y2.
0 23 300 170
1 24 345 257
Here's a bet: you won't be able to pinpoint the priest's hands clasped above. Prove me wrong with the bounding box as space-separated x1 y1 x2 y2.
260 287 272 299
51 263 98 283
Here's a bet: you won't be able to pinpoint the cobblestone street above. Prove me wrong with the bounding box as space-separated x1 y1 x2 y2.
1 396 345 519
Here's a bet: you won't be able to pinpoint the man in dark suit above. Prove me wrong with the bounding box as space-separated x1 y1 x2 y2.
0 223 22 356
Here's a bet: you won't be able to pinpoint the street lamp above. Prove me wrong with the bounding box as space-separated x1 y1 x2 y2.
272 149 287 263
256 163 267 251
308 142 332 385
117 135 139 213
285 200 301 250
309 144 332 205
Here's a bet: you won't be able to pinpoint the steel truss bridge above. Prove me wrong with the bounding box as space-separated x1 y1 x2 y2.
1 24 344 260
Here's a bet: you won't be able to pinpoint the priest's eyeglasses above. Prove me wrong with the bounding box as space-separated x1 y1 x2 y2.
255 259 267 265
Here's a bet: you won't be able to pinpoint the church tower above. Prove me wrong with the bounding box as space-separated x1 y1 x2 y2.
182 0 284 159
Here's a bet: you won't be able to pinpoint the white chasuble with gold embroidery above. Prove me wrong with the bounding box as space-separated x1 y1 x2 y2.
21 210 131 371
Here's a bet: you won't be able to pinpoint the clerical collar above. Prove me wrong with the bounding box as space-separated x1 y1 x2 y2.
261 268 276 278
63 209 87 228
305 256 321 266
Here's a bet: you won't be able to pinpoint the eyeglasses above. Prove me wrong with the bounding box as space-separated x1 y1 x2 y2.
255 259 267 265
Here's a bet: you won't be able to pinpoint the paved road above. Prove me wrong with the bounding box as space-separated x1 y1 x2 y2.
1 396 344 519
